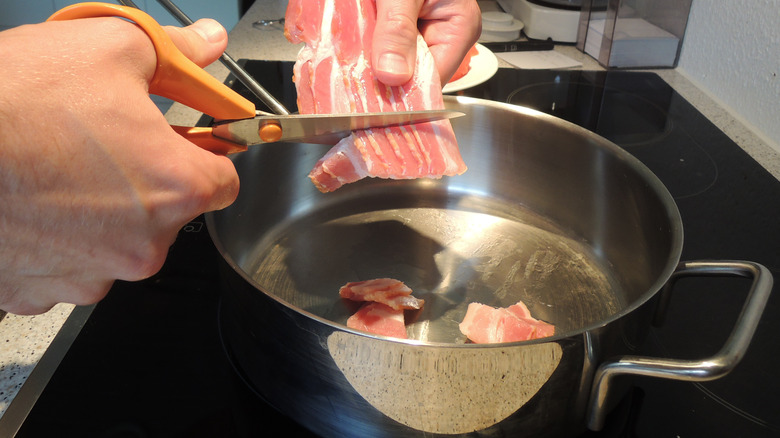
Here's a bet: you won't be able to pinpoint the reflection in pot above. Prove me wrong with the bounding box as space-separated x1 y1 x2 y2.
328 331 562 434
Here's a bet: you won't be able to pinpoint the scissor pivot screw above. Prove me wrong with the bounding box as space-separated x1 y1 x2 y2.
258 121 283 143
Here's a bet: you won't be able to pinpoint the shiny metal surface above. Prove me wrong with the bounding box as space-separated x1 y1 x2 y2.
211 110 464 145
587 260 773 430
207 96 767 437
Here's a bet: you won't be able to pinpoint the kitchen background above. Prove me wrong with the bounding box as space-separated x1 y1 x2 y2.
1 0 778 156
1 1 779 436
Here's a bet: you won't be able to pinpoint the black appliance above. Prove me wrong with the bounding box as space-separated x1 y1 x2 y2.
14 62 780 437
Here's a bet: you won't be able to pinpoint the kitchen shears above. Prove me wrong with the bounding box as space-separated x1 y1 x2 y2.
47 3 463 155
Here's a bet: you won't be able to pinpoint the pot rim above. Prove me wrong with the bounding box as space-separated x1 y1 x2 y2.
206 95 685 347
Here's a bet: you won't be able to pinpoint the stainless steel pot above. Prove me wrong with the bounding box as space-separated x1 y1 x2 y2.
206 96 771 437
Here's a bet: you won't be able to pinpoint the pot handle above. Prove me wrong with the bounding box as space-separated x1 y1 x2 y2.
586 260 773 431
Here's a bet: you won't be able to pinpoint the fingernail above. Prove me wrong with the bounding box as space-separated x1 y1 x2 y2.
192 19 225 43
378 52 410 76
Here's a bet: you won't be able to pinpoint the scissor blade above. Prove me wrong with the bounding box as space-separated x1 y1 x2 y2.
211 110 464 145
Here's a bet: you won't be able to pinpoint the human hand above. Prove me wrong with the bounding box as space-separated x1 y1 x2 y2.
372 0 481 86
0 18 239 314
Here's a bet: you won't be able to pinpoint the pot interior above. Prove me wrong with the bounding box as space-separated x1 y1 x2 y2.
208 96 682 342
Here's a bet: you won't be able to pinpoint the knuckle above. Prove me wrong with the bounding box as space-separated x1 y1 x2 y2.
385 14 419 41
184 155 239 213
121 239 170 281
70 280 114 306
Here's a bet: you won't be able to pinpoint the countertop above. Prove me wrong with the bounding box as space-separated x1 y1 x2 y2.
2 0 779 430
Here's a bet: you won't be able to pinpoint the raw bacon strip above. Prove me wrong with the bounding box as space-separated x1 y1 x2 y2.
339 278 424 310
347 302 408 339
284 0 467 193
449 44 479 82
459 301 555 343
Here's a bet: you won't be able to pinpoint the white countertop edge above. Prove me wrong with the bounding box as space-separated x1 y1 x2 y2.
0 304 76 418
655 68 780 182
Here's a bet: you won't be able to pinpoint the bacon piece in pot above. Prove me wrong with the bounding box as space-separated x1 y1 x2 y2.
339 278 424 338
285 0 467 193
459 301 555 343
346 302 408 339
506 301 556 338
339 278 424 310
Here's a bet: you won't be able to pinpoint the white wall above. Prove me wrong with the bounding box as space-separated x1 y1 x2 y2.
677 0 780 153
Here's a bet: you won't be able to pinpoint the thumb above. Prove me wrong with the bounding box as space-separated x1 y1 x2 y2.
164 18 227 67
372 0 423 87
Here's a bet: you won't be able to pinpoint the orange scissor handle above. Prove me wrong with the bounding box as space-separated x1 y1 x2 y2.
170 126 247 155
47 2 255 122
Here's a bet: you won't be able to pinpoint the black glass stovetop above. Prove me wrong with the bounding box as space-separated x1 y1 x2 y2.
16 62 780 437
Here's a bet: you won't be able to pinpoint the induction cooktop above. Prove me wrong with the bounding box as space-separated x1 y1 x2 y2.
11 62 780 438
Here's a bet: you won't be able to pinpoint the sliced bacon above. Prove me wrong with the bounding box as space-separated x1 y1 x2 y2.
339 278 424 310
285 0 467 193
346 302 408 339
506 301 556 337
449 44 479 82
459 301 555 343
339 278 424 339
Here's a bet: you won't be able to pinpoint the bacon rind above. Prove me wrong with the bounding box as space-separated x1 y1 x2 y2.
339 278 424 310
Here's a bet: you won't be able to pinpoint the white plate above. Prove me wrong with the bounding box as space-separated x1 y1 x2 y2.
442 44 499 94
